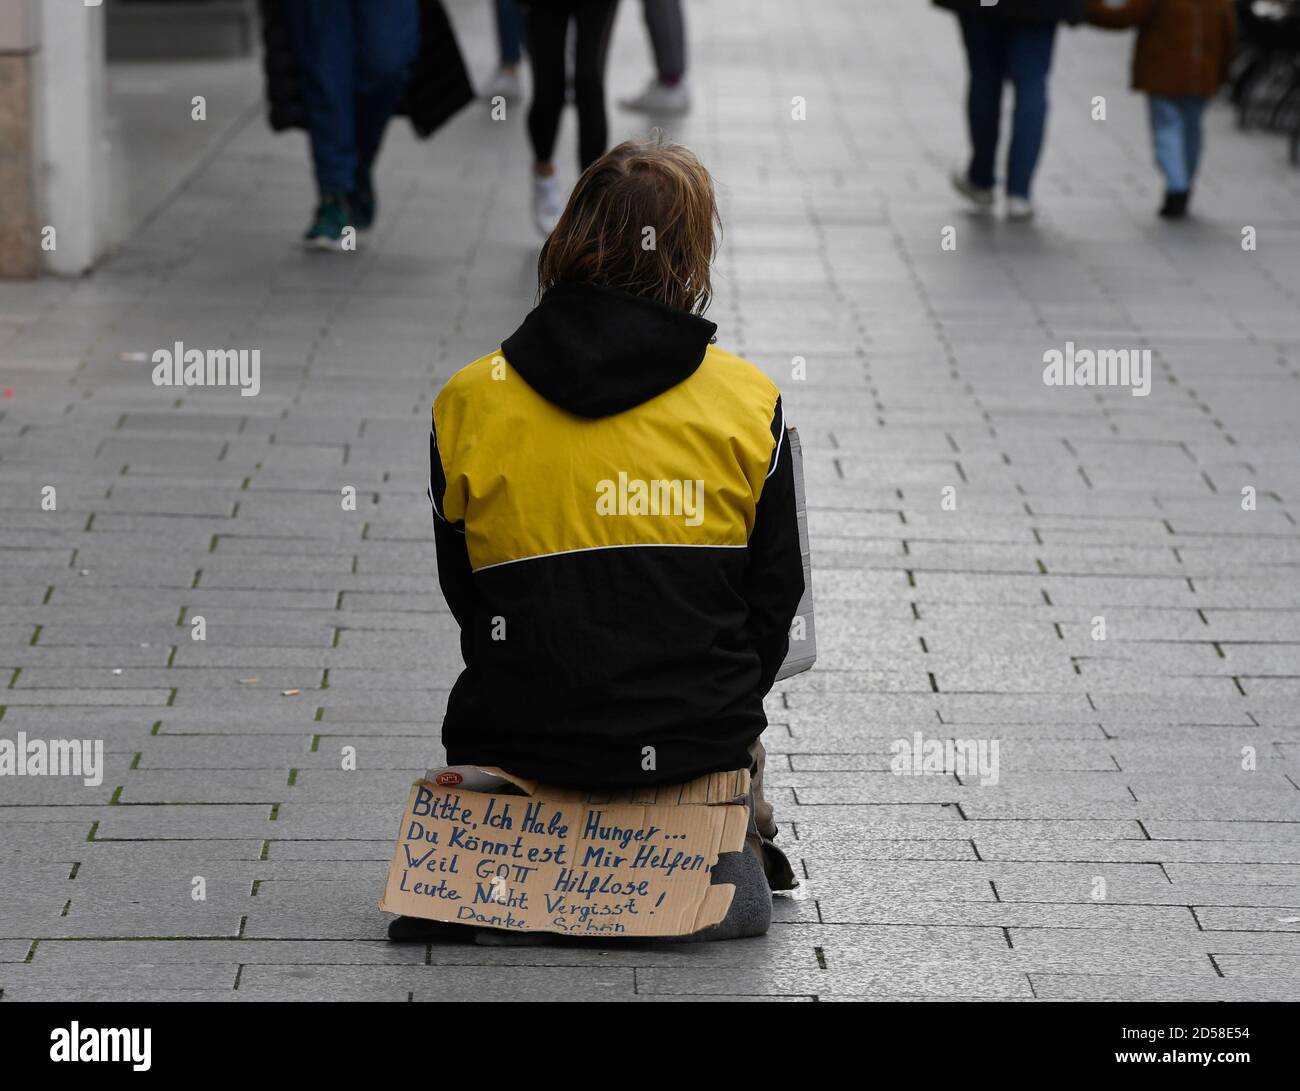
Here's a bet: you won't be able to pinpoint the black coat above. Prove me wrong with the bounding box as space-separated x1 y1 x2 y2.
933 0 1086 24
258 0 474 139
432 283 806 788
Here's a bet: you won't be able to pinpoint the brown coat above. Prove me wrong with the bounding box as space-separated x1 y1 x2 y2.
1087 0 1238 98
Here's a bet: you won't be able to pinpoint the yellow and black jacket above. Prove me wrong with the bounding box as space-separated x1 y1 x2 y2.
429 282 804 787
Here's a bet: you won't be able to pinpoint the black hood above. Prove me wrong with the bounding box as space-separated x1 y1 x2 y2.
501 282 718 418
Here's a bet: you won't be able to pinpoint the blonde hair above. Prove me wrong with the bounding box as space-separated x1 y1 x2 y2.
537 136 721 315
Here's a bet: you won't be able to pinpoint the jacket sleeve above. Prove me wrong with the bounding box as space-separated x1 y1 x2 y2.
743 395 806 698
429 415 474 630
1085 0 1156 28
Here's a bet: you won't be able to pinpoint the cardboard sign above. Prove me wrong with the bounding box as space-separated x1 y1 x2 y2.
776 425 817 681
380 766 750 938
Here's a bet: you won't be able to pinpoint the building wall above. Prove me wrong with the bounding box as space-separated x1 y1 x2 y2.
0 0 107 278
0 0 40 277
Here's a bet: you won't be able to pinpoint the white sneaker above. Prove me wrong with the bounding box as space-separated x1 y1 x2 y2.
950 168 994 209
618 76 691 115
482 67 522 101
1005 196 1035 222
532 173 563 238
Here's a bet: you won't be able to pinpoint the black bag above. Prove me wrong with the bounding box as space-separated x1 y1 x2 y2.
258 0 475 139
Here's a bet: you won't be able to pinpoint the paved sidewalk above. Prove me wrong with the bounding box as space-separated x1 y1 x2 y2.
2 0 1299 1001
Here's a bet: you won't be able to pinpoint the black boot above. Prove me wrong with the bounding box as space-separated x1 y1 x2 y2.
351 164 376 230
1159 191 1189 219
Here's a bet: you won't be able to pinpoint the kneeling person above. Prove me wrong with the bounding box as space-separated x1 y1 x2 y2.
394 137 804 943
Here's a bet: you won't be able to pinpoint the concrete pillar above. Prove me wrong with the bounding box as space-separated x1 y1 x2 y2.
34 0 108 275
0 0 40 277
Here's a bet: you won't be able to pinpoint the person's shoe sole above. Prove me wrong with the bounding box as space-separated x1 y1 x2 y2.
386 915 474 943
950 170 994 209
303 235 346 252
1159 192 1190 219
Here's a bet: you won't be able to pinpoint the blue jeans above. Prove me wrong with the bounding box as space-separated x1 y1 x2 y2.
1149 95 1207 194
283 0 420 195
496 0 523 66
957 14 1058 199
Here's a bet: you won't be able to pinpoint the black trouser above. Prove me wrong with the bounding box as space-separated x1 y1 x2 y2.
524 0 619 169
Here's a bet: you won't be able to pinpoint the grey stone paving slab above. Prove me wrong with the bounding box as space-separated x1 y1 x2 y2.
814 899 1198 930
788 817 1143 840
36 840 268 865
1165 863 1300 886
802 839 979 861
0 961 238 991
29 908 247 940
630 993 814 1002
33 938 428 967
1193 906 1300 932
267 839 392 861
635 964 1032 999
0 987 243 1002
1146 820 1300 842
1029 973 1299 1001
1 689 173 707
837 941 1221 978
89 805 276 840
1012 927 1300 960
245 963 640 1002
0 940 34 962
1215 953 1300 978
974 837 1300 865
114 771 297 805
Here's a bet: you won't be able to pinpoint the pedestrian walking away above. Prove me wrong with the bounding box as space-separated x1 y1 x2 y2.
1086 0 1238 218
258 0 474 248
482 0 526 101
520 0 621 237
620 0 692 115
934 0 1086 221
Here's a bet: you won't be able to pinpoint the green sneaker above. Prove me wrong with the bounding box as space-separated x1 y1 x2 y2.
351 168 376 231
303 191 352 250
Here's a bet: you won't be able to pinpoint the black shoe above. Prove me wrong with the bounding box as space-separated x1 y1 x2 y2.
745 830 798 891
351 167 376 231
1159 191 1190 219
760 839 798 892
386 915 474 943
